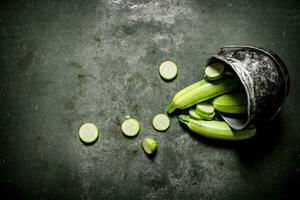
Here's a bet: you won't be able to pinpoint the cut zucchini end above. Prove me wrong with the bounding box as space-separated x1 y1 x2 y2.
159 61 178 81
152 114 170 132
121 118 140 137
79 123 99 144
205 62 225 80
142 138 157 155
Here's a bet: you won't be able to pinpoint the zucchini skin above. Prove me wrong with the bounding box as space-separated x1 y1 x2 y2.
212 93 247 114
167 77 240 113
179 115 255 140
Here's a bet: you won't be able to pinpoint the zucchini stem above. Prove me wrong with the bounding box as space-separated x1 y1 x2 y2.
166 102 176 114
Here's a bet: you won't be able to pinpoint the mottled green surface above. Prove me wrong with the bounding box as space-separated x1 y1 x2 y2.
0 0 299 199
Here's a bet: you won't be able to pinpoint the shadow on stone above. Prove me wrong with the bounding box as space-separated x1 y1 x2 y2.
80 137 99 146
144 150 157 161
235 114 282 165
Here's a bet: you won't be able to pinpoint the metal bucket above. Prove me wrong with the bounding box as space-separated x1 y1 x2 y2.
206 46 290 130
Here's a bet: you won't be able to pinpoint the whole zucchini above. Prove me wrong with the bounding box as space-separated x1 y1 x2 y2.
212 92 247 114
179 115 256 140
167 77 240 114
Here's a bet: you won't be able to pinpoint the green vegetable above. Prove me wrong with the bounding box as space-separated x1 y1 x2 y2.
142 138 158 155
195 102 215 120
159 61 178 81
179 115 255 140
152 113 170 132
212 92 247 114
189 108 202 120
121 117 140 137
204 63 225 81
79 123 99 143
166 77 240 114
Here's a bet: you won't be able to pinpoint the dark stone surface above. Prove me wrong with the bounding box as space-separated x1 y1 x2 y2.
0 0 299 199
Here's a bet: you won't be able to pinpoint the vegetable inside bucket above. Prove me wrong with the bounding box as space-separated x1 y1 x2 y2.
206 45 290 130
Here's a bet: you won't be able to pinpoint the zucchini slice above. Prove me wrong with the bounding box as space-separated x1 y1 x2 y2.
159 61 178 81
121 117 140 137
142 138 157 155
152 113 170 132
189 108 202 120
79 123 99 143
205 62 225 80
196 102 215 120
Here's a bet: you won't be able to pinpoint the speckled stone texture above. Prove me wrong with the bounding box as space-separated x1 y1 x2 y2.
208 46 290 129
0 0 300 200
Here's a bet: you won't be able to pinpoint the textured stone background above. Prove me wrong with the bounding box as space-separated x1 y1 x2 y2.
0 0 299 199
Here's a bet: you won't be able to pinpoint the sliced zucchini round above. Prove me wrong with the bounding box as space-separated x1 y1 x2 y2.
188 108 202 120
205 62 225 80
121 117 140 137
142 138 157 155
159 61 178 81
196 102 215 120
152 113 170 131
197 112 215 120
196 102 214 115
79 123 99 143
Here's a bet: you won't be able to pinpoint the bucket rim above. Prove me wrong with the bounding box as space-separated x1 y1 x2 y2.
220 45 290 123
220 45 290 97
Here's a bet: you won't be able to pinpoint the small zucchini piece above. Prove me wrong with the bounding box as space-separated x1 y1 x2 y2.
212 92 247 114
121 117 140 137
204 63 225 81
195 112 215 121
79 123 99 143
179 115 256 140
142 138 157 155
159 61 178 81
152 113 170 132
195 102 215 120
189 108 202 120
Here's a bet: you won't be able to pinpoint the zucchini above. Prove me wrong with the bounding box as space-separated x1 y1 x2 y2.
212 92 247 114
195 102 215 120
121 117 140 137
166 77 240 114
159 61 178 81
189 108 202 120
142 138 157 155
179 115 255 140
152 113 170 132
204 63 225 81
79 123 99 143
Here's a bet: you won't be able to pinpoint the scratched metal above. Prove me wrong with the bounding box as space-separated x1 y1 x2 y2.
207 46 290 130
